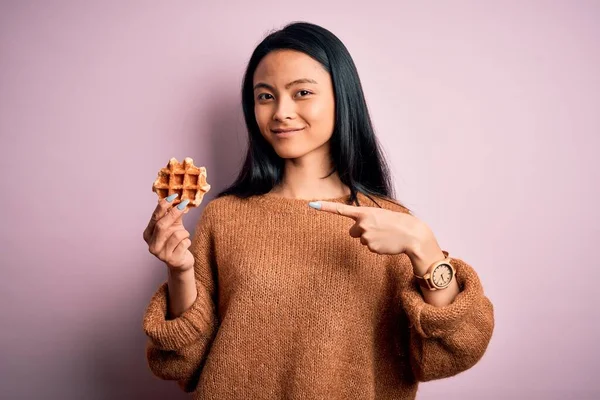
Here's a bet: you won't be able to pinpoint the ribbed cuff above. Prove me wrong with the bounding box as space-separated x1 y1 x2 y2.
402 259 484 338
143 280 215 351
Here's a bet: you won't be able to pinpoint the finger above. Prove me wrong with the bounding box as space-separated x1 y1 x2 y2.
163 229 191 258
143 193 179 243
149 225 185 257
150 216 187 252
151 198 190 241
170 238 192 266
310 201 362 220
349 223 363 238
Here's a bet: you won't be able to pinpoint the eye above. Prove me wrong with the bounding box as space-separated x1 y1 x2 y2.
257 93 273 101
296 90 312 98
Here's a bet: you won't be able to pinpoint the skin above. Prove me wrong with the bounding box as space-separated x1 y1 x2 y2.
144 49 458 319
312 201 460 307
252 49 349 200
143 195 197 318
252 49 458 305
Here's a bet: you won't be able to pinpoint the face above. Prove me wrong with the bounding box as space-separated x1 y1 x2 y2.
253 50 336 160
432 264 453 287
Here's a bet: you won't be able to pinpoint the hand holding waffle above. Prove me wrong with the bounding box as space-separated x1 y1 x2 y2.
143 158 211 271
143 194 194 271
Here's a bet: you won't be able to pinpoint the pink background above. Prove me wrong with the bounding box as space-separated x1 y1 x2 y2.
1 1 598 399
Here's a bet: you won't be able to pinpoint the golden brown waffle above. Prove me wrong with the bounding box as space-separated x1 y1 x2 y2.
152 157 211 208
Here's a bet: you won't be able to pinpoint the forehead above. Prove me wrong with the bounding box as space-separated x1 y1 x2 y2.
253 50 328 82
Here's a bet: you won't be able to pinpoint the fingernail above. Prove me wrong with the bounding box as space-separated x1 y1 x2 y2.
166 193 178 202
308 201 321 210
177 199 190 210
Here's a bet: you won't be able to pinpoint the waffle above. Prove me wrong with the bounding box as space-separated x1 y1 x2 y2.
152 157 211 208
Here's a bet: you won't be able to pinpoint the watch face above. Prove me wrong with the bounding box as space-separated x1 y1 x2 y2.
432 263 453 288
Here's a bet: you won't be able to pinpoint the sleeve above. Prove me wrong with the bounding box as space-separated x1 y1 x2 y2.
398 254 494 382
142 202 219 392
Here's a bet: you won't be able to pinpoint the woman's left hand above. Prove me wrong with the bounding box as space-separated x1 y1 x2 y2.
311 200 459 304
310 201 444 274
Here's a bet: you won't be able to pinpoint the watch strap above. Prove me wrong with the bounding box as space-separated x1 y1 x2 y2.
414 250 451 291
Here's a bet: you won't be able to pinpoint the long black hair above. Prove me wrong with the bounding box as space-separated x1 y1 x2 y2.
217 21 406 210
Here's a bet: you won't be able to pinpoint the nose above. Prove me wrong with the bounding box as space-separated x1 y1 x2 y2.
272 96 296 121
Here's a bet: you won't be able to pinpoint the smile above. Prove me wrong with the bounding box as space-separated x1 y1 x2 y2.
271 128 305 138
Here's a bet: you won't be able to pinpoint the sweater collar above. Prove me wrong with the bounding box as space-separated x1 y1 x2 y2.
251 191 366 214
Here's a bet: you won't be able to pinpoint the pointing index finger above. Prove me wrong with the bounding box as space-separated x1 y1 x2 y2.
309 201 362 220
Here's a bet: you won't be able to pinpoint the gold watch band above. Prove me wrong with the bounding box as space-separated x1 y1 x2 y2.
414 251 452 291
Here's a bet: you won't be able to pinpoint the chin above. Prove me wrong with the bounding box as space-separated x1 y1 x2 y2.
273 148 308 159
272 140 330 160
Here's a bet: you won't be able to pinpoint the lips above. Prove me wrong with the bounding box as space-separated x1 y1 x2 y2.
271 127 304 134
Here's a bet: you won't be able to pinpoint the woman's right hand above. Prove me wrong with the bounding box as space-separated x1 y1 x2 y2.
143 194 194 272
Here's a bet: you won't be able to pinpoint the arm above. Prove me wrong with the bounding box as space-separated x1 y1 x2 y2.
310 197 494 380
397 254 495 382
167 267 198 319
406 233 460 307
142 204 219 392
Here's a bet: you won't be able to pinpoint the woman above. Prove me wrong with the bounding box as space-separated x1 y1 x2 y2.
142 22 494 399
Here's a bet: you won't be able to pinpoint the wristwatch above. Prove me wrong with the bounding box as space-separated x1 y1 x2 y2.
414 251 456 291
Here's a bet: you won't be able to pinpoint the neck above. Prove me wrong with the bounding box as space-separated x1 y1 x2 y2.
270 153 350 200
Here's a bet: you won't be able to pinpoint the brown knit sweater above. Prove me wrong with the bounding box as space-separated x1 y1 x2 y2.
142 192 494 399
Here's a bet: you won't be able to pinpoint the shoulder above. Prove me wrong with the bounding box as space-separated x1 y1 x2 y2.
191 195 242 235
356 192 412 215
199 194 257 223
201 194 240 218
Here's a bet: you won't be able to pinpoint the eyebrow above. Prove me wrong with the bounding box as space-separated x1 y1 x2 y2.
253 78 318 91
